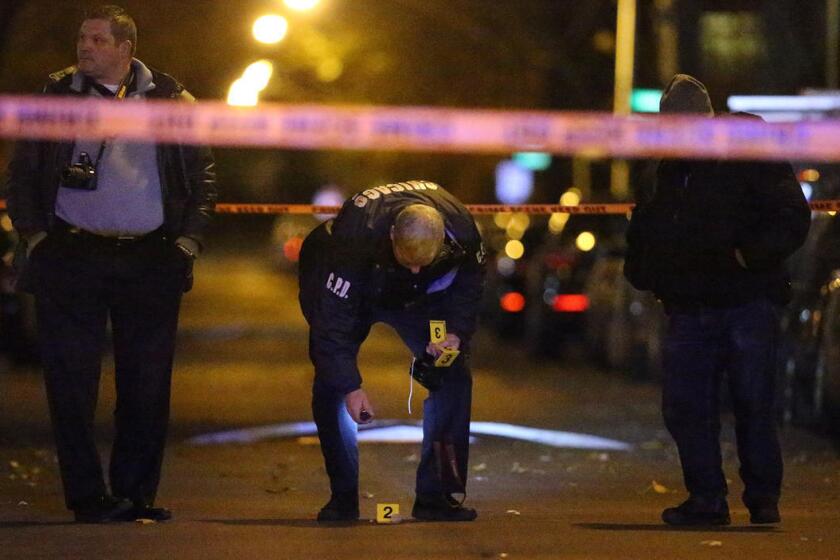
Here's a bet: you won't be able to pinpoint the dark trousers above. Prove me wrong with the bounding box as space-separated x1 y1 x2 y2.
310 303 473 497
662 298 783 506
29 228 186 510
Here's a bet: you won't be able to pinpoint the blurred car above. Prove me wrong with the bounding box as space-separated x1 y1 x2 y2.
779 204 840 430
521 214 629 357
479 214 535 339
584 254 666 380
269 185 344 273
0 212 38 365
269 214 319 272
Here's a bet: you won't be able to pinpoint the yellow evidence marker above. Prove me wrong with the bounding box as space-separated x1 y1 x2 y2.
376 503 401 524
429 320 460 366
434 348 460 367
429 320 447 343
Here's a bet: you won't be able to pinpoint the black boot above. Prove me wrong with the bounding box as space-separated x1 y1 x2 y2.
662 495 730 526
72 495 135 524
317 491 359 522
124 501 173 522
412 493 477 522
746 498 780 524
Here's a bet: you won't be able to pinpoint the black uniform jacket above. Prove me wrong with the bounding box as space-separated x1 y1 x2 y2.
624 117 811 309
301 181 486 394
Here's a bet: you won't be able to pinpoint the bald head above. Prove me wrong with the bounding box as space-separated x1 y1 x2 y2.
391 204 445 273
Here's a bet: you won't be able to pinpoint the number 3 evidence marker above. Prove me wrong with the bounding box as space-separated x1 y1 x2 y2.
429 320 460 366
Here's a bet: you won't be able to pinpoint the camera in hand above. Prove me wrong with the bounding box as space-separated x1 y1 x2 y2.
410 354 445 391
61 152 98 190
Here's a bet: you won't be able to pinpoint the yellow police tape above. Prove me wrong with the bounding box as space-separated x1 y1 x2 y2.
1 95 839 161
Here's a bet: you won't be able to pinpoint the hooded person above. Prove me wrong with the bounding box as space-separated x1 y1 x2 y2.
624 74 810 527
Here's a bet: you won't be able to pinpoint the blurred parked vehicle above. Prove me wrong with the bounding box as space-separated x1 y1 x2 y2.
270 214 319 272
0 212 38 365
269 186 344 273
522 213 628 357
584 254 666 380
779 196 840 431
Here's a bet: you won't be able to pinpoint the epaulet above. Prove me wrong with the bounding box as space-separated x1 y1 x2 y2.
48 65 77 83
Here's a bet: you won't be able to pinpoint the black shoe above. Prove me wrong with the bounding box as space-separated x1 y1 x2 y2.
127 504 173 522
72 495 135 524
412 493 477 522
317 492 359 522
747 499 780 524
662 496 730 526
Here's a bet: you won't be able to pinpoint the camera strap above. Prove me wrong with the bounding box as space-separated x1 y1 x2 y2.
82 69 135 168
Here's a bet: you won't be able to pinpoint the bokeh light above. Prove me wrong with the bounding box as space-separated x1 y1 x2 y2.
505 239 525 260
253 15 289 44
575 231 596 252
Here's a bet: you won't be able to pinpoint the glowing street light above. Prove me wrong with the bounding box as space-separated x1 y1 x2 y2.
242 60 274 91
227 79 259 107
253 14 289 44
283 0 321 11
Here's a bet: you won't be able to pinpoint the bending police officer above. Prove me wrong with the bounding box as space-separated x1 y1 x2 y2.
299 180 485 522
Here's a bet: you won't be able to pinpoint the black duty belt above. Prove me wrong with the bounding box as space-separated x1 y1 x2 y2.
54 218 166 246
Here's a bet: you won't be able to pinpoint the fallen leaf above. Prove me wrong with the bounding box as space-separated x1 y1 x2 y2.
136 518 157 525
506 509 521 515
17 501 28 506
472 463 487 472
511 462 528 474
499 554 509 559
651 480 669 494
9 461 20 469
363 492 374 499
403 453 419 463
265 487 293 494
700 540 722 547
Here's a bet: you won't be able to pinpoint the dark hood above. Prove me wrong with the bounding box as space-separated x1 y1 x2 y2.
660 74 713 115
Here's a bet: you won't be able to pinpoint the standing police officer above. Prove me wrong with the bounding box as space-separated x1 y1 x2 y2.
6 5 216 523
299 180 485 522
624 75 810 526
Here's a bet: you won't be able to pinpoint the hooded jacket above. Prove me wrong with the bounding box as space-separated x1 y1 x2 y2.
624 75 811 309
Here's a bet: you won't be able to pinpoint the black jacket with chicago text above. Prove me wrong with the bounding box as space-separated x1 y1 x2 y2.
299 181 486 394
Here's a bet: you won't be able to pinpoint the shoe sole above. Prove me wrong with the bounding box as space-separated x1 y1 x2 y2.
662 515 731 527
750 517 781 524
412 509 477 522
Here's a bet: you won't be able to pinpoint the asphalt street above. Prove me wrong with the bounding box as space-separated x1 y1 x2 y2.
1 228 838 559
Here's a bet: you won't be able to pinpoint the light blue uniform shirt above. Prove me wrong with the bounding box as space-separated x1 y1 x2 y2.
55 59 164 236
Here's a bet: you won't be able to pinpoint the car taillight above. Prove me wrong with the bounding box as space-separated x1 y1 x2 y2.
283 236 304 262
500 291 526 313
552 294 589 313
